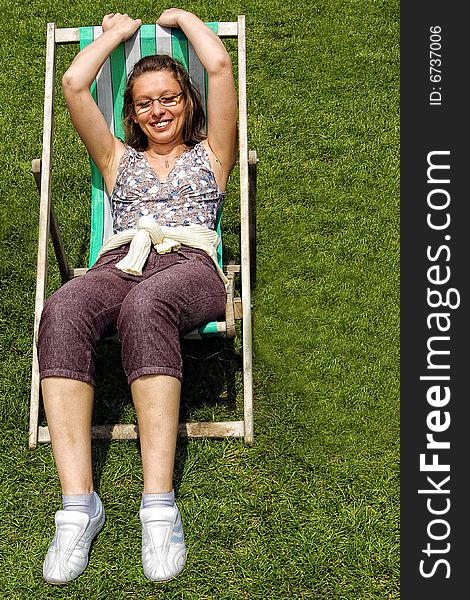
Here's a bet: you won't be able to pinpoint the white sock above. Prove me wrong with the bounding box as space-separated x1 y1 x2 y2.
62 491 100 517
142 489 175 508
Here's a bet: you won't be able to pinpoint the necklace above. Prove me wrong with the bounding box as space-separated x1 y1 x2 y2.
146 147 187 169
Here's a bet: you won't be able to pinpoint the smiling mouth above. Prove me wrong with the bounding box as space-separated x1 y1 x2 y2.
152 120 172 129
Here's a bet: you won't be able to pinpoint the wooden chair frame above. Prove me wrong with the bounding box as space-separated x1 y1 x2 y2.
29 16 257 448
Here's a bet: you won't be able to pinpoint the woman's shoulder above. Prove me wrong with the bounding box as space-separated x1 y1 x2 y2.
187 140 204 153
113 144 147 182
122 144 142 157
189 140 213 162
118 144 146 167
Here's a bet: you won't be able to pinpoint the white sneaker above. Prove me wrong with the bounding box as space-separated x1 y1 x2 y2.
140 503 186 581
43 500 105 585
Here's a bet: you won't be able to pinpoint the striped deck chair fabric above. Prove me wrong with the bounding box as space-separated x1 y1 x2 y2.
80 24 224 338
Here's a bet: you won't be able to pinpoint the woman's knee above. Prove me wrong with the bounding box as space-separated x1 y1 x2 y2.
38 279 115 376
117 287 182 380
40 275 124 342
38 289 97 382
39 287 85 339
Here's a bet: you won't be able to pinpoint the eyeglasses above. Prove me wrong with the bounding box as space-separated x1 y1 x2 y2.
133 92 183 114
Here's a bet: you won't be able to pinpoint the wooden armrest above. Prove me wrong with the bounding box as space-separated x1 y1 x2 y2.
225 269 237 338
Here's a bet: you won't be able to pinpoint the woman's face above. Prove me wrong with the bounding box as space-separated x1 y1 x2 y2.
131 70 186 147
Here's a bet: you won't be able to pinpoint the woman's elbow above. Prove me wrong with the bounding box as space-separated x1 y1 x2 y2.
62 70 74 93
61 69 85 95
207 52 233 77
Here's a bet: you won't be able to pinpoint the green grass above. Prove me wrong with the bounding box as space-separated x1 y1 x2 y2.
0 0 399 597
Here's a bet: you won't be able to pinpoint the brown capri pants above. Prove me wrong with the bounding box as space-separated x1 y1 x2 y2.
38 245 227 384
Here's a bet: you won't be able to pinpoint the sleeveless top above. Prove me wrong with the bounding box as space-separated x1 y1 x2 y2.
110 142 225 233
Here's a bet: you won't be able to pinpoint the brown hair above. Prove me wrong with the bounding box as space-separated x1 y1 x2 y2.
122 54 206 150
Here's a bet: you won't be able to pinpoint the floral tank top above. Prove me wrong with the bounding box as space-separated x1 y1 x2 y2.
110 142 225 233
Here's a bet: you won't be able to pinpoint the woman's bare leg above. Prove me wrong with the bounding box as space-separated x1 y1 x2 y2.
41 377 94 495
131 374 181 493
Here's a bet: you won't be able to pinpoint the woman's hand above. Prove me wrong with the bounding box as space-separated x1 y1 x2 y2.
102 13 142 41
156 8 189 29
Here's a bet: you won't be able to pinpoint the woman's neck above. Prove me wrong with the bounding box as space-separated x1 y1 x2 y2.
144 142 190 171
145 140 188 158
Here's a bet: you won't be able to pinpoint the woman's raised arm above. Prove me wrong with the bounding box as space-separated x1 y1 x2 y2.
62 13 141 192
157 9 238 188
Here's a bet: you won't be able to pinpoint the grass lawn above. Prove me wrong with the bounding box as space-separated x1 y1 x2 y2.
0 0 399 597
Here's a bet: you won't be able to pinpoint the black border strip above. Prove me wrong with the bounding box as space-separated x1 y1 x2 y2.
401 4 467 597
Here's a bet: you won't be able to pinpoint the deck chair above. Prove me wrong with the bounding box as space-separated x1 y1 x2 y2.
29 17 257 449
